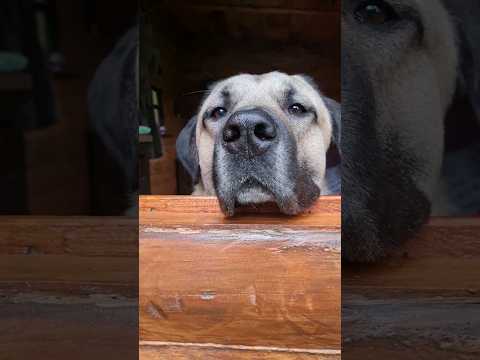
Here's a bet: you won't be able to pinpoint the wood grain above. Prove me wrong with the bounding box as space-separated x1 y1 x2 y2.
1 214 138 359
140 342 340 359
343 217 480 292
0 216 137 296
1 301 137 360
343 216 480 358
140 195 341 227
139 195 341 351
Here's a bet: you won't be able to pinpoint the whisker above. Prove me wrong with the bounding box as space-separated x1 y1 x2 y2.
182 90 212 96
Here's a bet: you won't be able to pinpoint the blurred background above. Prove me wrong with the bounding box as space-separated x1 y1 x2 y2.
0 0 136 215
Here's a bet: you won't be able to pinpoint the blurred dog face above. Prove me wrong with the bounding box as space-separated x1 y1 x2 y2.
342 0 480 261
177 72 339 216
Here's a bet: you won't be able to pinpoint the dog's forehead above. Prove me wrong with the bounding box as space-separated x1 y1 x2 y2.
211 72 301 100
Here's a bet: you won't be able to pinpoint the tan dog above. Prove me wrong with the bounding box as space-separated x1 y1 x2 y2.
177 71 340 215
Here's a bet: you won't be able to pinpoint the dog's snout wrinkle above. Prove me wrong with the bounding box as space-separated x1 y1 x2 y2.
222 109 277 158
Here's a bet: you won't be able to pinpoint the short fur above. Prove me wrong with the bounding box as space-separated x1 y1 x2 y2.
177 71 340 215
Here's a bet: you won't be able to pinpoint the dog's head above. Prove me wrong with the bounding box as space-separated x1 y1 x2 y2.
177 71 340 215
342 0 480 261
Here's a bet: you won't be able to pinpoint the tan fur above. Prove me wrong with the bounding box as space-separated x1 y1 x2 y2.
193 71 332 196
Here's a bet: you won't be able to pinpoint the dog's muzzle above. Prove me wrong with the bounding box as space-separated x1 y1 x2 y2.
222 109 278 158
213 107 320 216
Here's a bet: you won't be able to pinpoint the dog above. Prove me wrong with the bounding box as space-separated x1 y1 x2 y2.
177 72 341 216
342 0 480 261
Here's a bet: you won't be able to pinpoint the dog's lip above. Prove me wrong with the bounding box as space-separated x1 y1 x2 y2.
235 179 274 201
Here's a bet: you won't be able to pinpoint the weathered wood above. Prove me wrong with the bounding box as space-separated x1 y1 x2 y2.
343 216 480 358
140 342 340 359
1 301 137 360
140 195 340 227
343 217 480 292
1 214 138 359
139 196 341 351
0 216 137 296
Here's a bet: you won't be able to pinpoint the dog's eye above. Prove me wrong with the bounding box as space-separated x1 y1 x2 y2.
288 103 307 116
354 0 398 25
211 107 227 119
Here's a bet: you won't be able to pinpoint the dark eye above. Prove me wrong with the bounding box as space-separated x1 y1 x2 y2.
211 107 227 119
288 103 307 116
354 0 398 25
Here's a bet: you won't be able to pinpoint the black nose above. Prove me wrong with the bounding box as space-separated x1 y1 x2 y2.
222 109 277 157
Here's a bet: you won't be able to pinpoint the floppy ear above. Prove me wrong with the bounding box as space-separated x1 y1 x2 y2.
176 116 200 184
322 96 341 149
450 1 480 124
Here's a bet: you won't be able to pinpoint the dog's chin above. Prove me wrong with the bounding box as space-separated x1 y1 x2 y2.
216 178 319 217
235 184 275 205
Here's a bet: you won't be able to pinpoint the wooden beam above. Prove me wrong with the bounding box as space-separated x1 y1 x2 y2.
2 302 137 360
140 195 340 227
139 196 341 352
0 216 137 296
1 215 138 359
343 217 480 358
140 341 340 359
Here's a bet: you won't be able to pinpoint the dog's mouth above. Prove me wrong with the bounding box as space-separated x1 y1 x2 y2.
213 159 320 216
235 178 275 205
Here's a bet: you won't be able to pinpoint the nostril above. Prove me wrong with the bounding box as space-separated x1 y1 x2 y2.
223 125 241 143
254 122 276 141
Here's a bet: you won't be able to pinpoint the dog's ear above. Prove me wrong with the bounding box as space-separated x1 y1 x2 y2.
322 96 341 148
176 116 200 184
452 2 480 124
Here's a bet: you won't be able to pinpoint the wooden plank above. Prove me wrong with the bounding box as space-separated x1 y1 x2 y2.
1 214 138 358
139 196 341 350
343 217 480 292
140 195 340 227
0 216 137 255
140 342 340 359
343 216 480 358
0 216 137 296
1 301 137 360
